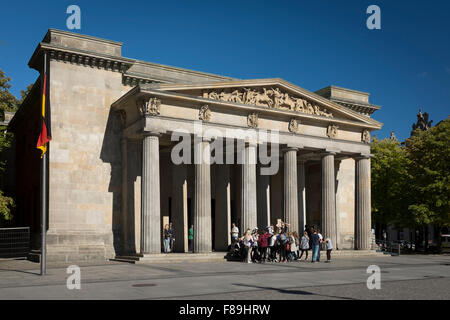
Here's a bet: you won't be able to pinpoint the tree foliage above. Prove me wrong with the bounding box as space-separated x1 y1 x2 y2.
0 68 19 113
371 118 450 249
371 137 412 227
0 68 18 222
405 119 450 230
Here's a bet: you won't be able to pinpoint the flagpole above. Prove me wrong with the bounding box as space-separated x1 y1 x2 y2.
40 51 47 276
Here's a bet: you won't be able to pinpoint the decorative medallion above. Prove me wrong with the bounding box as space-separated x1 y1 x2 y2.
327 124 339 138
288 118 299 133
247 112 259 128
138 97 161 116
362 129 371 143
199 105 211 122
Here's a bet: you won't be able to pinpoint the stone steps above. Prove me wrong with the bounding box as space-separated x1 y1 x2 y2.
112 250 386 264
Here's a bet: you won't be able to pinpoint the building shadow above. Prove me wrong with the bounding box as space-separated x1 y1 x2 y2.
99 109 124 256
232 283 357 300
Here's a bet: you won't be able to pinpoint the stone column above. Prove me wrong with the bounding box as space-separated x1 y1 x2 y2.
121 137 128 253
141 134 161 254
194 138 212 253
298 160 306 233
215 165 231 251
284 148 299 233
241 143 257 232
321 152 336 248
355 156 371 250
171 163 187 252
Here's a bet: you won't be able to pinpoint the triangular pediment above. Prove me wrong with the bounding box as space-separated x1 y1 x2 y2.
143 78 382 129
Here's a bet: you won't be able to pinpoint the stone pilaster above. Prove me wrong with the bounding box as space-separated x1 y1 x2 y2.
194 138 212 253
284 148 299 233
321 152 336 248
298 160 306 233
355 156 371 250
241 143 258 233
141 134 161 254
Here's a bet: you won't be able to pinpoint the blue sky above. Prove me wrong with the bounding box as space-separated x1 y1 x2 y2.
1 0 449 141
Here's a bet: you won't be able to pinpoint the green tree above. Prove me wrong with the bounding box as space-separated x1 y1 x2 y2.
0 68 17 222
371 137 413 228
0 68 19 114
405 119 450 251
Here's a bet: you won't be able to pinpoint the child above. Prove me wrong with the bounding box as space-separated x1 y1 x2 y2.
324 237 333 262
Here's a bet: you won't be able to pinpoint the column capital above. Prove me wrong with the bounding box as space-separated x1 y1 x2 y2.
354 154 372 160
143 131 163 138
282 147 298 153
320 151 337 157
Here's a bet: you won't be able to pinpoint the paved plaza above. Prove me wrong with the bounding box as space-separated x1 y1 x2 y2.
0 254 449 300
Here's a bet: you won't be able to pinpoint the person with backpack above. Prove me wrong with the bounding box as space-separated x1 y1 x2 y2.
299 231 310 261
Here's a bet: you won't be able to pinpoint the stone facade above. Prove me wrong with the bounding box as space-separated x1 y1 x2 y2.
9 29 382 262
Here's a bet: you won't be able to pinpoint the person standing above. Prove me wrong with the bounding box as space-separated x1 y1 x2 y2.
288 232 297 262
168 222 175 253
278 232 288 263
163 224 171 253
269 232 278 262
251 229 259 262
188 224 194 252
299 231 310 261
258 229 269 263
311 229 320 263
317 228 323 262
231 223 239 244
325 237 333 262
293 231 300 260
242 229 253 263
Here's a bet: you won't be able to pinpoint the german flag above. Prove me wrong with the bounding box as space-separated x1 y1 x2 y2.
36 55 51 157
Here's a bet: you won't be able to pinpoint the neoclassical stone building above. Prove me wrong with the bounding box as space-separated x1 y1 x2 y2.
10 29 382 262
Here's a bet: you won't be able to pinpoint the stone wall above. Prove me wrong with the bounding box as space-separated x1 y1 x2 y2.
47 59 128 262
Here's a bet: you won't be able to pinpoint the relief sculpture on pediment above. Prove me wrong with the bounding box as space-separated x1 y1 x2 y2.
204 87 333 118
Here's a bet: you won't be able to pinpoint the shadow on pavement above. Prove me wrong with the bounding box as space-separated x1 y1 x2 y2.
232 283 357 300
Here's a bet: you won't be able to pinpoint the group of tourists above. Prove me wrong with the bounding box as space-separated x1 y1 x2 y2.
230 222 333 264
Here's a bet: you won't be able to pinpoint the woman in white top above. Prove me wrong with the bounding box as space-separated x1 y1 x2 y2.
242 229 253 263
325 237 333 262
299 231 310 261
